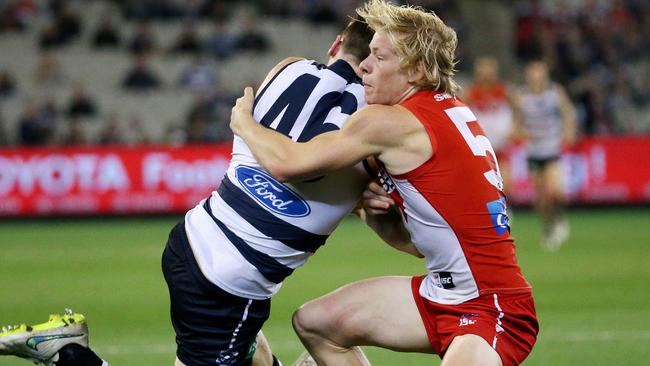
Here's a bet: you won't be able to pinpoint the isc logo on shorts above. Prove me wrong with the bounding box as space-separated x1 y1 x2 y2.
459 313 478 327
236 165 311 217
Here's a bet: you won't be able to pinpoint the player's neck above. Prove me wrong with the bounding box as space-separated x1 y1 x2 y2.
478 79 496 89
530 80 548 94
394 84 420 104
328 54 361 77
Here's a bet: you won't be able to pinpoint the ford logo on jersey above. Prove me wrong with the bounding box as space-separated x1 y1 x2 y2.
486 197 510 235
236 165 311 217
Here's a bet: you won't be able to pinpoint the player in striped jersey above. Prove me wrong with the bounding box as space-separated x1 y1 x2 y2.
163 16 376 366
513 60 577 251
231 1 538 365
0 16 374 366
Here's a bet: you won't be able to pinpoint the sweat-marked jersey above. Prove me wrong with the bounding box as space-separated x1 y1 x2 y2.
380 90 531 305
184 59 369 299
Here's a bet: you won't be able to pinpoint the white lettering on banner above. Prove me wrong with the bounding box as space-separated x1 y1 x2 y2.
36 195 99 214
74 155 98 190
0 156 16 195
17 157 38 194
0 154 130 196
142 153 228 192
590 146 606 182
98 155 130 191
40 156 75 195
112 193 173 211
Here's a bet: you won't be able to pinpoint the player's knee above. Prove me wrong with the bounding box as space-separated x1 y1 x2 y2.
292 302 340 339
292 305 318 339
293 302 365 348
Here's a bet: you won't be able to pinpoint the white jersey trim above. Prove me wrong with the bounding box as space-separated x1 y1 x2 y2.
185 203 281 300
393 179 480 305
209 192 312 268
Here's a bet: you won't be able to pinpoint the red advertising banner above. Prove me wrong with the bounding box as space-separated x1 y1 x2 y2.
505 136 650 205
0 137 649 217
0 145 231 217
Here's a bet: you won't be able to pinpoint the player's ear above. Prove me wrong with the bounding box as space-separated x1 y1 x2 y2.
408 63 425 85
328 35 343 57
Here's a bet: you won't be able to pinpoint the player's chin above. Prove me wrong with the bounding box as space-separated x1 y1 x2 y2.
365 94 389 106
364 90 379 104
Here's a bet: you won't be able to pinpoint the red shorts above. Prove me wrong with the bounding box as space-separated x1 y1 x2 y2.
411 276 538 366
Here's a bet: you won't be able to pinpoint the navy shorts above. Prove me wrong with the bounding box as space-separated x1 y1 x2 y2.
162 221 271 366
527 155 560 172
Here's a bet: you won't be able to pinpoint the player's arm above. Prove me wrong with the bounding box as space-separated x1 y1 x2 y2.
509 90 527 142
556 85 577 146
357 182 423 258
230 87 396 182
505 84 523 141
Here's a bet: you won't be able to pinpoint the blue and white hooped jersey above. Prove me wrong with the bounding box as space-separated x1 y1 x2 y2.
185 59 370 299
520 84 564 159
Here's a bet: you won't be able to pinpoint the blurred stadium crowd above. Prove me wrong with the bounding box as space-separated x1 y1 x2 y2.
0 0 647 147
514 0 649 134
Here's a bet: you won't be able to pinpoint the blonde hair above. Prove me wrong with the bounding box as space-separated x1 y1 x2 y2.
357 0 460 95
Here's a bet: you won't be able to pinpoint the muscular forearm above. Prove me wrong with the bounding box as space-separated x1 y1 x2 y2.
362 206 423 258
236 115 297 181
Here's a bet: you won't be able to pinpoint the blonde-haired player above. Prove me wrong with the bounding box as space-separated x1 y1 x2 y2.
231 1 538 365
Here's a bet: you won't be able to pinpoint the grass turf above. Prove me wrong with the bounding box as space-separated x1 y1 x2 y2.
1 208 649 365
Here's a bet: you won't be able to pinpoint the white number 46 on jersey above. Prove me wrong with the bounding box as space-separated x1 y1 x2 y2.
445 106 505 192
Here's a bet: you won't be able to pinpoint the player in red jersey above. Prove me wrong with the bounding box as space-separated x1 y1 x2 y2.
230 1 538 365
464 57 518 194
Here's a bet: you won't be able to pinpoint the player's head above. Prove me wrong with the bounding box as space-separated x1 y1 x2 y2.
327 15 374 75
357 0 460 105
525 60 549 91
474 57 499 85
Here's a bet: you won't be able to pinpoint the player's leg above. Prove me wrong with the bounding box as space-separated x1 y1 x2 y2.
292 276 433 365
292 350 317 366
440 334 502 366
162 221 272 366
0 309 110 366
545 159 569 248
530 160 553 247
51 344 109 366
252 331 281 366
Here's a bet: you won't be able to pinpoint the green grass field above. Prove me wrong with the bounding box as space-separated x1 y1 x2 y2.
1 208 649 365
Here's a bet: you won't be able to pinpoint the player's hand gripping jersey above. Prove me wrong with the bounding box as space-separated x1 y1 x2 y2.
185 60 369 299
381 91 531 305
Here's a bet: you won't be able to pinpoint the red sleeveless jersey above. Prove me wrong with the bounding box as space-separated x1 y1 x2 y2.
380 90 531 304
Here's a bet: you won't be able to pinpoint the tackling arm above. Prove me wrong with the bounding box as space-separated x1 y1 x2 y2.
230 89 393 182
